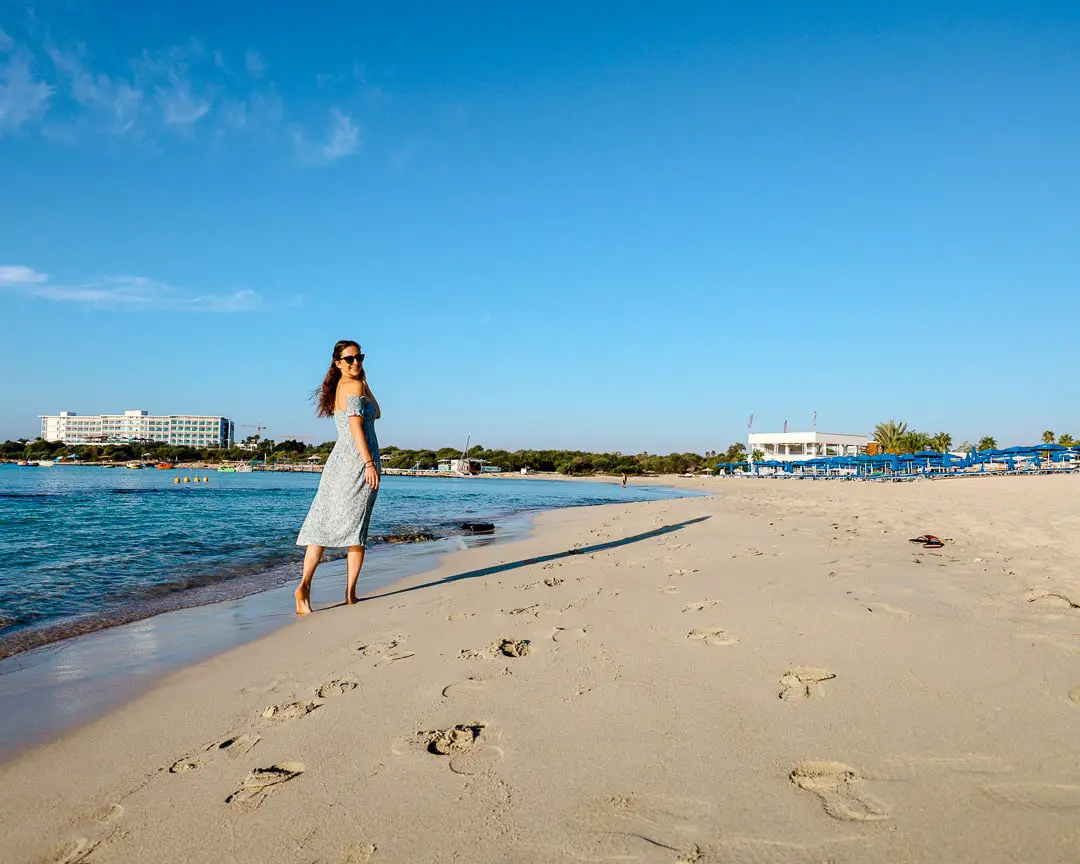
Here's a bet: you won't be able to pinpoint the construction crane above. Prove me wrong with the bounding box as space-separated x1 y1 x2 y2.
241 423 267 443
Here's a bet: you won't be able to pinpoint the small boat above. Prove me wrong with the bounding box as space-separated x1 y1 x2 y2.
37 460 55 467
217 466 237 473
236 463 253 473
155 463 175 470
126 463 144 469
17 460 35 467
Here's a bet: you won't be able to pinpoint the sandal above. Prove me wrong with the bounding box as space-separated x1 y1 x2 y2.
908 534 935 544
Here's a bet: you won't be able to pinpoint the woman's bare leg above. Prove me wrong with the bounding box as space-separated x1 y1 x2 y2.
346 545 366 604
294 545 324 615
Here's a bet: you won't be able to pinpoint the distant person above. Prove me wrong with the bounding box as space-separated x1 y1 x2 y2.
621 472 628 488
294 340 382 615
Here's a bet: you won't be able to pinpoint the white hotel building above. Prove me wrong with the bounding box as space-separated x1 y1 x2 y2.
748 430 870 462
40 410 235 449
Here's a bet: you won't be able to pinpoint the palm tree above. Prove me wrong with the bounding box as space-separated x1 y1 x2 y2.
873 420 909 454
1059 433 1075 447
899 431 931 453
977 436 997 451
930 432 953 453
1042 430 1056 444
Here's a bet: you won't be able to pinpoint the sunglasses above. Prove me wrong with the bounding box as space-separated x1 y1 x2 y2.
340 353 365 365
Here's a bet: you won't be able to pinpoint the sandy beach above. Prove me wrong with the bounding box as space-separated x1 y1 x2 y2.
4 474 1080 863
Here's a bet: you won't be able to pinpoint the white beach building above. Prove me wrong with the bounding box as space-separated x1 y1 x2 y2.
40 410 235 449
748 431 870 462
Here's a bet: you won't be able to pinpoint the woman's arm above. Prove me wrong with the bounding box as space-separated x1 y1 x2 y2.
341 381 380 489
363 376 382 420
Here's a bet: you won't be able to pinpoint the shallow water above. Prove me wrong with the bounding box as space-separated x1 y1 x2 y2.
0 466 694 758
0 465 685 656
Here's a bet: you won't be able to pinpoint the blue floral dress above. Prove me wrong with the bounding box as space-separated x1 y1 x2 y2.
296 394 380 548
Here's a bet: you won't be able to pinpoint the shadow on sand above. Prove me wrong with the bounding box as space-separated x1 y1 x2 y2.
360 515 711 603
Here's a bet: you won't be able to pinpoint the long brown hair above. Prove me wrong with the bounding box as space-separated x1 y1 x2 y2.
313 340 361 418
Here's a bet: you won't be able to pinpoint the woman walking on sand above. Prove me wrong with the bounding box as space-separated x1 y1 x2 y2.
294 340 382 615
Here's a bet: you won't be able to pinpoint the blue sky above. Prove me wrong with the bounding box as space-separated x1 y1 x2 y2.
2 1 1078 452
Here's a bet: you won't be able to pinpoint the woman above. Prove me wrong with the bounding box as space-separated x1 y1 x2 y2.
294 340 382 615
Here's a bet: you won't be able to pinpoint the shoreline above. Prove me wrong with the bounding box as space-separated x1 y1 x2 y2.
5 474 1080 862
0 479 695 762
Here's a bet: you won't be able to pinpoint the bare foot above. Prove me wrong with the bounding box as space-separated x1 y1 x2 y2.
294 586 312 615
346 594 359 605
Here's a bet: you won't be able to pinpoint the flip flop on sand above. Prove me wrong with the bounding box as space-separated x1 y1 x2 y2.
908 534 944 548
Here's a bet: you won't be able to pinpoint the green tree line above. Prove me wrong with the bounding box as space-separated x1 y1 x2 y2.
1 437 748 475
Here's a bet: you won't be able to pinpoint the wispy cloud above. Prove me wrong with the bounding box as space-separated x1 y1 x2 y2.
244 49 266 77
293 106 361 165
46 45 143 136
2 23 380 165
0 29 53 133
0 266 260 312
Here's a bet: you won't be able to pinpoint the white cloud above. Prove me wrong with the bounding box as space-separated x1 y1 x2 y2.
0 266 260 311
0 265 49 286
294 106 360 165
4 30 368 164
0 37 53 133
159 78 211 126
322 107 359 160
244 49 266 77
47 46 144 135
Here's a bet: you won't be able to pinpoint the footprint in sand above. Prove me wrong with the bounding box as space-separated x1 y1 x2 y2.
687 627 738 647
442 677 488 698
208 734 261 759
403 723 504 775
504 604 541 617
446 612 474 622
1069 686 1080 704
790 761 888 822
657 585 681 595
225 762 305 810
552 626 588 643
52 837 103 864
778 668 836 701
524 577 565 590
460 639 531 659
315 679 358 699
983 782 1080 809
262 700 320 722
498 638 531 657
343 842 378 863
171 733 262 773
683 599 719 612
357 636 410 659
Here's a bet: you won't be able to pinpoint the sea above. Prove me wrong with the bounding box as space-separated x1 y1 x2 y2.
0 464 692 757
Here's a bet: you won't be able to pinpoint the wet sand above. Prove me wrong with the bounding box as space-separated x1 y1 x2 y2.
3 475 1080 863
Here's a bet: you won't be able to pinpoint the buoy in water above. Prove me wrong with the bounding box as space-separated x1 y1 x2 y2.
184 477 190 483
202 477 208 482
174 477 180 484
